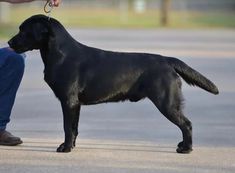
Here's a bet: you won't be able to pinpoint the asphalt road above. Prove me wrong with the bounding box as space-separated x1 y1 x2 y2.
0 29 235 173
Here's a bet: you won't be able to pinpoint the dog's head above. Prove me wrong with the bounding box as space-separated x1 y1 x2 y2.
8 15 53 53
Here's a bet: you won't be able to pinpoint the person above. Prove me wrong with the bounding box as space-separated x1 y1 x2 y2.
0 0 61 146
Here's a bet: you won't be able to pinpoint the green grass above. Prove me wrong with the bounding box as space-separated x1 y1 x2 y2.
191 11 235 28
0 23 18 40
5 7 162 28
1 6 235 39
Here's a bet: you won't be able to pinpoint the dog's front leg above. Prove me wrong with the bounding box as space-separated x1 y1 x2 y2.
57 100 80 153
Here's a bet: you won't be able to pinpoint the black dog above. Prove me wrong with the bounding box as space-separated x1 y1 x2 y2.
8 15 219 153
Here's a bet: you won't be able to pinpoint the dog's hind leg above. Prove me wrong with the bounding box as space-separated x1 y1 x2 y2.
57 100 80 153
147 77 193 154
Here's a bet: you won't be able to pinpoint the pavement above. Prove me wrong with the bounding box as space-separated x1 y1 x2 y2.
0 29 235 173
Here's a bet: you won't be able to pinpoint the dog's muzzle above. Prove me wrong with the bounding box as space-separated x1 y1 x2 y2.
8 37 27 53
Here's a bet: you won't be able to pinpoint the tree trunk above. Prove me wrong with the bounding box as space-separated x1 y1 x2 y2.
160 0 171 26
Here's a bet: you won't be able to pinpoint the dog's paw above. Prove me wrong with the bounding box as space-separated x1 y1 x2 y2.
176 147 192 154
56 143 73 153
176 142 192 154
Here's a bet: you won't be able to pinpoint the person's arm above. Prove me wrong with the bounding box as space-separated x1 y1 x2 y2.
0 0 60 6
0 0 38 2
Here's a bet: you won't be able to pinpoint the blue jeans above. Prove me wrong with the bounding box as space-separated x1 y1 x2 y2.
0 48 25 130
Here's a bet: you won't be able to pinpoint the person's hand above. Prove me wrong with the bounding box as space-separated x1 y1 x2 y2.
49 0 60 7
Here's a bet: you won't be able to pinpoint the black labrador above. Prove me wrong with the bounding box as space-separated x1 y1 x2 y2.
8 15 219 153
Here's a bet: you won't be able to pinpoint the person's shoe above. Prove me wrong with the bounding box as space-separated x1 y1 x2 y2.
0 130 23 146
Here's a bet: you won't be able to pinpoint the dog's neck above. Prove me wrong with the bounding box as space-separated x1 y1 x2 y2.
39 21 86 86
40 22 81 69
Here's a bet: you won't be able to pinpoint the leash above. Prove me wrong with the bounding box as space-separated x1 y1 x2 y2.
44 0 54 20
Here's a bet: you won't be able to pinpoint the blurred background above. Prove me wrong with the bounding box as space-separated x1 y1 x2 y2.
0 0 235 38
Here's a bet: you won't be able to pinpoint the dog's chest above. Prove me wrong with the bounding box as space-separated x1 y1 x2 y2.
43 65 65 89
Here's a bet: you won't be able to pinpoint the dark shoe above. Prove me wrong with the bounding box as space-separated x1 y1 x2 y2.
0 130 23 146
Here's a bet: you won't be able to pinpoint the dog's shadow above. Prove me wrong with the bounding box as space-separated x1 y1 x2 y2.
0 140 176 154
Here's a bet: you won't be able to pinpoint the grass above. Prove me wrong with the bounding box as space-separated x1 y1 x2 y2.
0 5 235 39
191 11 235 28
0 23 18 40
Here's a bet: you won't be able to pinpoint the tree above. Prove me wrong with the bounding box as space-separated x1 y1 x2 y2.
128 0 134 11
160 0 171 26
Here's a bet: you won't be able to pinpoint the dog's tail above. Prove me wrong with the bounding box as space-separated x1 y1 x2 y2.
167 57 219 95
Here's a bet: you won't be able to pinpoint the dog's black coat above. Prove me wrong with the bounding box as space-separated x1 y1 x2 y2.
8 15 219 153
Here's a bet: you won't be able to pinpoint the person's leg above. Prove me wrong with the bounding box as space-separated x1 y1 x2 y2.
0 48 25 145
